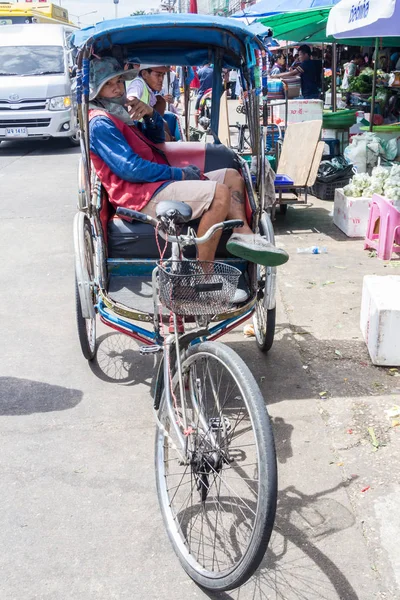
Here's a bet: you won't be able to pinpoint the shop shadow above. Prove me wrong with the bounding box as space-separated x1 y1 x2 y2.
275 203 351 243
0 377 83 416
204 480 359 600
0 139 80 157
89 332 154 387
226 321 390 404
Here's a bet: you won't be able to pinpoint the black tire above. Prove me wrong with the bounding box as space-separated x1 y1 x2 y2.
75 276 96 361
67 132 80 147
253 297 276 353
75 219 96 361
253 212 277 352
155 341 277 592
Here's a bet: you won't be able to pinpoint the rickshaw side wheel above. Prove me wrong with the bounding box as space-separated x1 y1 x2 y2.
75 277 96 361
74 214 97 361
253 303 276 353
253 212 277 353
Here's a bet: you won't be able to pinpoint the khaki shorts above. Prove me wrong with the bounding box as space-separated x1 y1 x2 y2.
141 168 227 220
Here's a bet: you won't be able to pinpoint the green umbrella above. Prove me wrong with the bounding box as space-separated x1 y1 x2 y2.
258 7 399 45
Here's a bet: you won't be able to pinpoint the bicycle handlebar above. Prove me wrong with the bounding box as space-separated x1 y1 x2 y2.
116 207 155 226
115 207 243 246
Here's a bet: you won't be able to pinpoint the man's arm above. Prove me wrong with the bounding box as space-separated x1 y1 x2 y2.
138 110 166 144
90 117 183 183
126 78 144 99
270 68 299 79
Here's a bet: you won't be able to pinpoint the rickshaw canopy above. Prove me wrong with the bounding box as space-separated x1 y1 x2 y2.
71 14 263 68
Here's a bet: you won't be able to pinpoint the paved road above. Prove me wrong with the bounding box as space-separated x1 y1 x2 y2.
0 132 398 600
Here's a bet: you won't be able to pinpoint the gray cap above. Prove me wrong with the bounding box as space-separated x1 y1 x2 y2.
89 57 138 100
139 64 170 73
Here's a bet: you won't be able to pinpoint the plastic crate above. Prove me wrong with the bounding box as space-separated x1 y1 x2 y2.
266 130 281 150
322 138 340 159
310 177 351 201
275 174 294 187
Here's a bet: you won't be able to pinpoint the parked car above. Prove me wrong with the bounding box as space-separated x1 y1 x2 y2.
0 24 79 146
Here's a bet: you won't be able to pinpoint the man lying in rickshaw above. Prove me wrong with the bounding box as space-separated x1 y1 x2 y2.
89 57 289 269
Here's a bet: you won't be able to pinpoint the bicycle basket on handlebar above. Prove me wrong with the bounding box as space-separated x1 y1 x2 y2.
157 260 241 316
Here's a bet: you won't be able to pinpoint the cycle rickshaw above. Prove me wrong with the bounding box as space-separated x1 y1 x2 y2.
72 14 278 593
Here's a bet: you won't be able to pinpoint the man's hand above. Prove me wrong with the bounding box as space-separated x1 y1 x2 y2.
181 165 201 181
125 97 154 120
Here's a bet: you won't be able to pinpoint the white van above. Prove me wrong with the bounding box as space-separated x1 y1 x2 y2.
0 24 79 146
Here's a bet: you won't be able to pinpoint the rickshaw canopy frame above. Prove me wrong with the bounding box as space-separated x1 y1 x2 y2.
71 14 263 69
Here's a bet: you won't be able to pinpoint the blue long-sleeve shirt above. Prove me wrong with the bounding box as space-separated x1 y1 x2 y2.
89 111 183 184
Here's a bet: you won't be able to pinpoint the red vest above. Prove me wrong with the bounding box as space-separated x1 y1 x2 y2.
89 109 169 211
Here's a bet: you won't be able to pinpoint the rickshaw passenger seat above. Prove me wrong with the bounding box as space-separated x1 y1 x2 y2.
160 142 241 173
107 217 233 259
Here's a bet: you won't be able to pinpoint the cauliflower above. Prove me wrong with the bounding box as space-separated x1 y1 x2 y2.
390 165 400 178
343 184 356 196
382 166 400 200
384 184 400 201
371 166 390 182
343 165 400 200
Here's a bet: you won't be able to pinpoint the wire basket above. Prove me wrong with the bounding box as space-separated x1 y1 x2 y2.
157 260 241 316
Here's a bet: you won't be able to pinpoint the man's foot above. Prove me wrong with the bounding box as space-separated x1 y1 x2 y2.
227 233 289 267
233 273 250 304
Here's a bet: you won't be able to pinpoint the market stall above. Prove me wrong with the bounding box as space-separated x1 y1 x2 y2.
327 0 400 130
324 0 400 243
256 7 380 113
254 7 365 197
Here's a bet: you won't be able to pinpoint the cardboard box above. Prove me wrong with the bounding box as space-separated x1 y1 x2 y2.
333 188 372 238
360 275 400 366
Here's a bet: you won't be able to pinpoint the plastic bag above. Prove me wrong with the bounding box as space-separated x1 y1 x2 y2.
344 133 397 172
380 138 398 161
344 136 367 173
316 156 354 183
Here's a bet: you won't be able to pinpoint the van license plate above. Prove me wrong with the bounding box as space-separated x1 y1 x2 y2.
5 127 28 138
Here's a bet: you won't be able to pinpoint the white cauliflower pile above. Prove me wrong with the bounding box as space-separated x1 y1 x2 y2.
343 165 400 200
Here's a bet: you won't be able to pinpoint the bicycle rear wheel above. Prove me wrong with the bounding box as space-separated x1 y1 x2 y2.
155 341 277 592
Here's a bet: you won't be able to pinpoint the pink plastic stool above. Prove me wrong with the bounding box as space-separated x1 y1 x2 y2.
364 194 400 260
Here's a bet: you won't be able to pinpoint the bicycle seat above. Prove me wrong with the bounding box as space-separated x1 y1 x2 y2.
156 200 193 224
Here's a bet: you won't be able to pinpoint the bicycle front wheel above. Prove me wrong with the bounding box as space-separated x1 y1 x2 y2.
155 341 277 592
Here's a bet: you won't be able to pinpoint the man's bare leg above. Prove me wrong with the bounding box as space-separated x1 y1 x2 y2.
222 168 253 234
222 169 289 266
196 183 230 262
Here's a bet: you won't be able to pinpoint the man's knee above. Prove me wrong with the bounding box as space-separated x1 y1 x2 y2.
225 168 243 186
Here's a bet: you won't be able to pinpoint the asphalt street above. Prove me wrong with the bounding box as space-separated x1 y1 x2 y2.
0 110 399 599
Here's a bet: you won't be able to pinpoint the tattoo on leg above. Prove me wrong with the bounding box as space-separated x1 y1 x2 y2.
232 191 245 205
